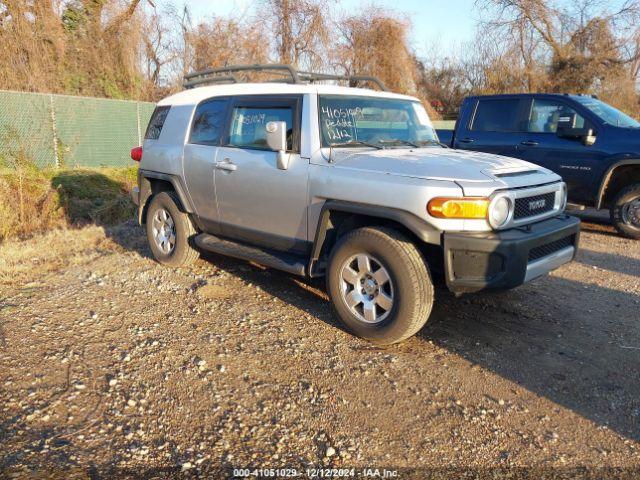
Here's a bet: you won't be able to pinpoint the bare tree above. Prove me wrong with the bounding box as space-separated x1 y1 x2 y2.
187 17 270 73
476 0 640 113
337 9 414 92
261 0 332 69
0 1 66 92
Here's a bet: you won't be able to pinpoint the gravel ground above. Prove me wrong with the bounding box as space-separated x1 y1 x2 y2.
0 216 639 479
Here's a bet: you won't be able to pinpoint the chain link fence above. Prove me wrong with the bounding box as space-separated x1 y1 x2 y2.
0 90 156 169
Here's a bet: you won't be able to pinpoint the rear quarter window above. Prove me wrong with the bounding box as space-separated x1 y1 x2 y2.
145 105 171 140
471 99 521 132
189 98 229 145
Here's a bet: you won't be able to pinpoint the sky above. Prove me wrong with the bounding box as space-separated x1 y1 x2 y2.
156 0 478 58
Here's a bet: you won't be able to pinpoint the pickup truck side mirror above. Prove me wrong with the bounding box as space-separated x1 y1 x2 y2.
266 121 290 170
583 129 597 146
556 113 596 146
556 112 577 134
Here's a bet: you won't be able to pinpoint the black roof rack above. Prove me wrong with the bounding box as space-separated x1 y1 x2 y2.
183 64 388 91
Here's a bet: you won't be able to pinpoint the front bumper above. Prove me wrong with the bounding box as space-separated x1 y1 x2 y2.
443 214 580 293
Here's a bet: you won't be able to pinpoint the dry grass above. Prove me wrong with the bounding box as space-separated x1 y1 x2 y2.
0 167 64 241
0 225 119 286
0 166 138 242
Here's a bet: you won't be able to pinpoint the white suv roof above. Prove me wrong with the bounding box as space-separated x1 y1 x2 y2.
159 82 417 107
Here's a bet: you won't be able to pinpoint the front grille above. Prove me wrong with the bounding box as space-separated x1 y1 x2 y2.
514 192 556 220
528 235 575 262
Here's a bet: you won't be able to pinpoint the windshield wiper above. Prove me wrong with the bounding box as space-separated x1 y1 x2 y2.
329 140 384 150
377 139 420 148
414 139 449 148
377 138 449 148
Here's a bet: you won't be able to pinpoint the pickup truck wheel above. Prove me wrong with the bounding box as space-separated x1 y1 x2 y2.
327 226 434 345
610 183 640 239
146 191 200 267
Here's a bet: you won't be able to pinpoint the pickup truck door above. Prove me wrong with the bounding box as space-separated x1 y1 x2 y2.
182 97 230 233
214 95 309 254
454 98 527 158
515 98 606 203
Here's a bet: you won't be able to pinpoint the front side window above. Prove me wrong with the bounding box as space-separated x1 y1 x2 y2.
228 106 293 150
527 99 585 133
471 99 520 132
318 95 438 148
190 98 228 145
145 105 170 140
573 97 640 128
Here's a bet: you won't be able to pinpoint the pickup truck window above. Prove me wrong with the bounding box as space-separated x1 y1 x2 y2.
228 106 293 150
573 97 640 128
318 95 437 147
471 99 521 132
528 99 585 133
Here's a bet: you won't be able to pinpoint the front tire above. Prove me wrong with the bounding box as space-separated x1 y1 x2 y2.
146 191 200 267
610 183 640 239
327 226 434 345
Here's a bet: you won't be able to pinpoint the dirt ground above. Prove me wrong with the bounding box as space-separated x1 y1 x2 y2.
1 213 639 479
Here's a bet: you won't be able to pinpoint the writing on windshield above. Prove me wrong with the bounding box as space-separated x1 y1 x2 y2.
319 95 437 147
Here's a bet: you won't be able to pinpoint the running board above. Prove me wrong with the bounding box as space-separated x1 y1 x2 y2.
195 233 307 276
566 203 586 211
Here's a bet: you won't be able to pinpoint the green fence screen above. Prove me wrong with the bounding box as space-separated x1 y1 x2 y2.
0 90 156 168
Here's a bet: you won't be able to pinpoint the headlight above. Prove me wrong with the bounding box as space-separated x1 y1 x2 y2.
488 195 512 228
560 183 568 210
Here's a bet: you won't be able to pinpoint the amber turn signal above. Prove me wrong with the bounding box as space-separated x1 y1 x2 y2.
427 197 490 219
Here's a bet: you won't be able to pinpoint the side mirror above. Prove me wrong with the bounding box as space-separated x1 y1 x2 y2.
556 113 596 145
583 129 597 146
266 121 290 170
556 112 577 134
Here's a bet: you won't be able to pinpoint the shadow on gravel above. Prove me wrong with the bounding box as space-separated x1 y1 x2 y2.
0 300 10 348
199 250 345 329
578 223 619 237
421 277 640 443
576 249 640 277
103 219 153 259
200 246 640 442
100 223 640 443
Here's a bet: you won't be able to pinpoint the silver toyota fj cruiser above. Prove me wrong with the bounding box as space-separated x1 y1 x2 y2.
131 65 580 344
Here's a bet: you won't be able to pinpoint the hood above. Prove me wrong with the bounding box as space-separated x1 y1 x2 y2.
328 147 559 191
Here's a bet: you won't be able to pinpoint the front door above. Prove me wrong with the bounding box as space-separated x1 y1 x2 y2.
516 98 606 203
215 95 309 253
182 96 229 232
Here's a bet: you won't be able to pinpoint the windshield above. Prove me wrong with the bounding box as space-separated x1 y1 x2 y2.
573 97 640 128
319 95 439 148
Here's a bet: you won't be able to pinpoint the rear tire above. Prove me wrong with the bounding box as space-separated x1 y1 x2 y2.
326 226 434 345
610 183 640 239
146 191 200 267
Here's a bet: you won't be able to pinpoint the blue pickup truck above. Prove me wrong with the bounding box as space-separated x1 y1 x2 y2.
436 94 640 239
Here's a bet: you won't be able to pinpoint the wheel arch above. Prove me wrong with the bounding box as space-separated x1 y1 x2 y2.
308 200 441 277
138 170 194 224
596 160 640 210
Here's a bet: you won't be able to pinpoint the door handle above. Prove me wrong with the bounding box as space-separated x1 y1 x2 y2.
215 158 237 172
520 140 539 147
458 138 475 143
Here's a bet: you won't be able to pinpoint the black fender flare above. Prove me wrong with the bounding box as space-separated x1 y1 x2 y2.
308 200 440 276
596 159 640 209
138 170 195 224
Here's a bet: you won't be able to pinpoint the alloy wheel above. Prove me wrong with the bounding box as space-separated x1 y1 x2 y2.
339 253 394 323
152 208 176 254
